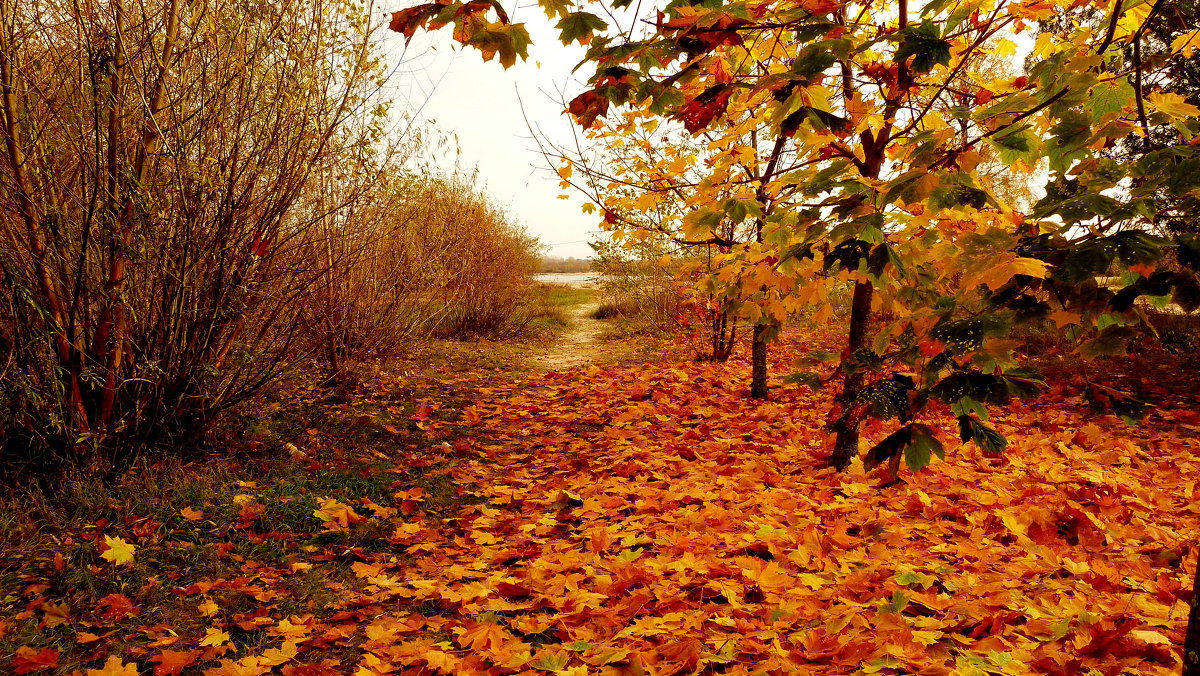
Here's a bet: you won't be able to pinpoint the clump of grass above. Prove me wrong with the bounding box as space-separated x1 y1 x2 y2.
591 298 638 320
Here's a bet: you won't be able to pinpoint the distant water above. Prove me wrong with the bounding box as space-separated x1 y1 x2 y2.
535 273 599 286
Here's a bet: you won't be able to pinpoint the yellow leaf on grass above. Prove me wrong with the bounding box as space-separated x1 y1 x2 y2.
313 497 366 529
86 655 138 675
200 627 231 647
100 535 136 566
257 641 298 666
197 598 219 616
180 506 204 521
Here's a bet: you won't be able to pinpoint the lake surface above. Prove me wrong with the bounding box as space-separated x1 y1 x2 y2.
535 273 600 286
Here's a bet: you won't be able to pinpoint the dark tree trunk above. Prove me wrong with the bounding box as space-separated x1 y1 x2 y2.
830 279 874 470
710 308 736 362
750 323 768 399
1185 549 1200 675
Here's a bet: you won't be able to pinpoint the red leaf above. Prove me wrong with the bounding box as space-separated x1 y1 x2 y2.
677 85 733 134
388 3 446 41
568 90 610 128
98 593 140 622
151 649 200 676
12 646 59 674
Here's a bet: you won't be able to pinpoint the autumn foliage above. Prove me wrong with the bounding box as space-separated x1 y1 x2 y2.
1 332 1197 673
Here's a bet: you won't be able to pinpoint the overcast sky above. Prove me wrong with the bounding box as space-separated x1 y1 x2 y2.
381 13 602 259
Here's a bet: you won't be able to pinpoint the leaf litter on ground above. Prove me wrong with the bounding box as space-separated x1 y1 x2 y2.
1 332 1198 675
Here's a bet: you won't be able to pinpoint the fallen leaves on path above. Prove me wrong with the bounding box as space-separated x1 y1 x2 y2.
348 344 1197 675
5 336 1198 675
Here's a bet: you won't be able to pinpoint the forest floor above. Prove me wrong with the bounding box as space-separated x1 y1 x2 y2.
1 288 1199 675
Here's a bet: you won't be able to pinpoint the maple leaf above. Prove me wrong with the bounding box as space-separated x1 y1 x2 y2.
312 497 366 530
458 621 511 652
200 627 232 647
85 656 138 676
100 535 136 565
568 90 610 128
180 506 204 521
388 3 447 42
151 650 200 676
557 12 606 45
98 593 140 621
11 646 58 674
677 85 733 134
40 600 69 628
1147 90 1200 119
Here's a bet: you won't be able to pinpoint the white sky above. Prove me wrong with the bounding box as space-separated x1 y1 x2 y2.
380 13 603 259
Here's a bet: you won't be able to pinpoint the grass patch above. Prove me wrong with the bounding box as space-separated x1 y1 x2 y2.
522 284 596 335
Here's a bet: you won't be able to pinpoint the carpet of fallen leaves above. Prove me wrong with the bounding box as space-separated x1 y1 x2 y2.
3 332 1200 675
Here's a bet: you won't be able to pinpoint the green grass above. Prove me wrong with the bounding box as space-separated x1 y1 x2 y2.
522 284 596 335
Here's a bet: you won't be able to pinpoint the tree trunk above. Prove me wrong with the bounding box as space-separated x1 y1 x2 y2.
830 279 874 470
1185 549 1200 675
750 323 768 398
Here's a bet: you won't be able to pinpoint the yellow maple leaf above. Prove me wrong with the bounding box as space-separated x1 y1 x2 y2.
199 627 231 647
86 655 138 675
458 622 510 652
1171 29 1200 57
99 535 136 566
257 641 298 666
1148 90 1200 119
312 497 365 529
180 506 204 521
969 256 1048 291
197 598 219 616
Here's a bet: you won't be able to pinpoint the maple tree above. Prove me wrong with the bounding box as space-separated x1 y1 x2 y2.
389 0 1200 475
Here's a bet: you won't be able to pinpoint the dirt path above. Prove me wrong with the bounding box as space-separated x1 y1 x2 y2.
537 299 605 371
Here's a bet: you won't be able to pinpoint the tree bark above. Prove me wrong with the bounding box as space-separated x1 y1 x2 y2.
830 279 874 470
750 323 768 398
1185 549 1200 675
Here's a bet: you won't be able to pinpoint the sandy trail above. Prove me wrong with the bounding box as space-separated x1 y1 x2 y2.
537 299 605 371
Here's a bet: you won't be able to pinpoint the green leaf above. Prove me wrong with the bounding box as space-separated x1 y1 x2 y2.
987 126 1040 165
867 243 905 277
468 23 532 68
1086 79 1136 123
532 651 571 671
722 197 763 223
950 395 988 420
1178 234 1200 270
783 371 823 390
1078 325 1136 358
905 424 945 471
894 22 951 73
894 569 936 588
791 44 837 84
957 415 1007 454
880 590 910 614
538 0 572 19
557 12 607 45
1111 230 1168 266
1085 382 1148 425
